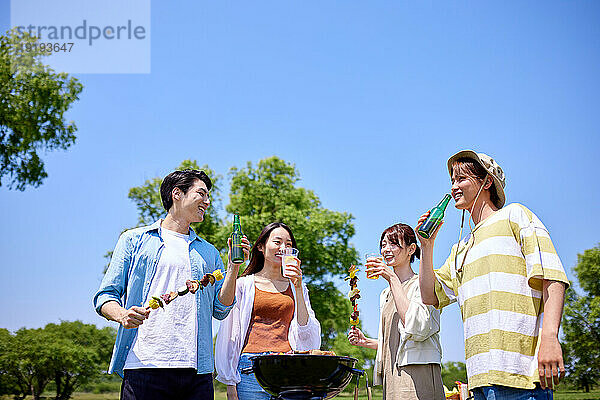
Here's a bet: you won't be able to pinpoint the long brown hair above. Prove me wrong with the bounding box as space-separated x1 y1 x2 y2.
241 222 297 277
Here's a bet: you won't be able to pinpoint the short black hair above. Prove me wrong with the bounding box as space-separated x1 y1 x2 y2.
160 170 212 211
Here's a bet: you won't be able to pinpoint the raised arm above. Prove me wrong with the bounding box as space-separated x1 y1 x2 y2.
416 212 441 307
218 236 251 306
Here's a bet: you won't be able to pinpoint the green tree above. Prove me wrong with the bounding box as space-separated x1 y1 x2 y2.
227 157 360 347
43 321 115 400
441 361 468 390
0 328 26 399
0 327 54 400
562 244 600 392
0 29 83 190
0 322 115 400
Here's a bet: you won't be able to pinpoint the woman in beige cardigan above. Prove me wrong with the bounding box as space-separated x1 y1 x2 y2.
348 223 444 400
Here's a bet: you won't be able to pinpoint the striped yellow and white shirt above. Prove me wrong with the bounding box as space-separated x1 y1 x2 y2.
434 203 569 390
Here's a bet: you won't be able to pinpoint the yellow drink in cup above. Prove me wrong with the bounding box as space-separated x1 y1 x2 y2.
365 252 383 280
281 248 300 279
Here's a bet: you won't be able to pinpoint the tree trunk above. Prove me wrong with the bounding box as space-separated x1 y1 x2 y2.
55 371 62 398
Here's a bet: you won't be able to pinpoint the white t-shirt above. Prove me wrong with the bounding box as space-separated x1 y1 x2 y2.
124 227 198 369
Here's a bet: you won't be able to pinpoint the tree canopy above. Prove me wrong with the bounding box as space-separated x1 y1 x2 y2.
441 361 468 390
562 243 600 392
0 29 83 190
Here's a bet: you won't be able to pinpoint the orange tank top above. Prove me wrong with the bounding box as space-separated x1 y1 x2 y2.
241 283 295 353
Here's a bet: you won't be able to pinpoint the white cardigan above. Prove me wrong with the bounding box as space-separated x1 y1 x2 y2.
215 275 322 385
372 276 442 386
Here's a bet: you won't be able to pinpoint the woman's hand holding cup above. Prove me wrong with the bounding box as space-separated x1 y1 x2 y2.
365 252 386 280
281 248 302 287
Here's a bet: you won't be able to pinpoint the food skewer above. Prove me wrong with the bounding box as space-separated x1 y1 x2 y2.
345 264 371 400
146 269 224 310
345 264 360 328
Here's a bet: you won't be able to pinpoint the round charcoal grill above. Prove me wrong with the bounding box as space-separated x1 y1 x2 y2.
241 354 365 400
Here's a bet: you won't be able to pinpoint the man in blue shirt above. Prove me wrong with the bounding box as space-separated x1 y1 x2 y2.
94 169 250 400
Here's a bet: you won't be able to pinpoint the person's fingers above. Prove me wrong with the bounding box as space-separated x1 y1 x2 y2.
129 307 147 319
552 363 560 386
241 237 251 247
242 244 251 257
365 260 383 268
546 365 553 390
539 363 552 390
416 212 431 225
129 312 146 323
122 314 144 329
131 305 149 316
539 364 547 389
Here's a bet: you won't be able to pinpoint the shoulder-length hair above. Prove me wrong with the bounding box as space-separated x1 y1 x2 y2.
379 223 421 264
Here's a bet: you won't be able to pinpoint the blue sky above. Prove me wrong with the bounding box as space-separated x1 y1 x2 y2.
1 1 599 364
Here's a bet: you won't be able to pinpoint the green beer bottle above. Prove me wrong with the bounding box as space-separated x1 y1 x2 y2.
418 194 452 239
231 214 244 264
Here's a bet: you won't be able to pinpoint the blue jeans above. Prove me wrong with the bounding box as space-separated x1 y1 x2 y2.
472 385 553 400
237 353 272 400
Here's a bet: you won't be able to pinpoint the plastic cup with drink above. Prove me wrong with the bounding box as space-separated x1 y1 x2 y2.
281 247 300 279
365 252 384 280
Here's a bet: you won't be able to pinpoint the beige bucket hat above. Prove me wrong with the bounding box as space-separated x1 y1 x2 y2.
447 150 506 208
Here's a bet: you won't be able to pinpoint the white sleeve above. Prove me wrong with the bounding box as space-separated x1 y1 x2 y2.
400 284 441 342
289 283 321 351
215 283 244 385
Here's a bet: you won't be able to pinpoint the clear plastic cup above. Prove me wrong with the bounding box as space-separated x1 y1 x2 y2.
365 252 383 280
281 247 300 279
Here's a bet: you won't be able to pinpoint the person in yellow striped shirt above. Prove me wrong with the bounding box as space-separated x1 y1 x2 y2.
417 150 569 400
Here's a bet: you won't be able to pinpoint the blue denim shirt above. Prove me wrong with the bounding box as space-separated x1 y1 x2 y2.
93 220 234 377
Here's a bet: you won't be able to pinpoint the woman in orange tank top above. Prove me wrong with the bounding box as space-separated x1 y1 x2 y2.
215 222 321 400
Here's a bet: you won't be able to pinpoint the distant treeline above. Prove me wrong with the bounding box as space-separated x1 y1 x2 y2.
0 321 115 400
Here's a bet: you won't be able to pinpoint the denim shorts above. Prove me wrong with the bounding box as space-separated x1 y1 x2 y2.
237 352 272 400
472 384 553 400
